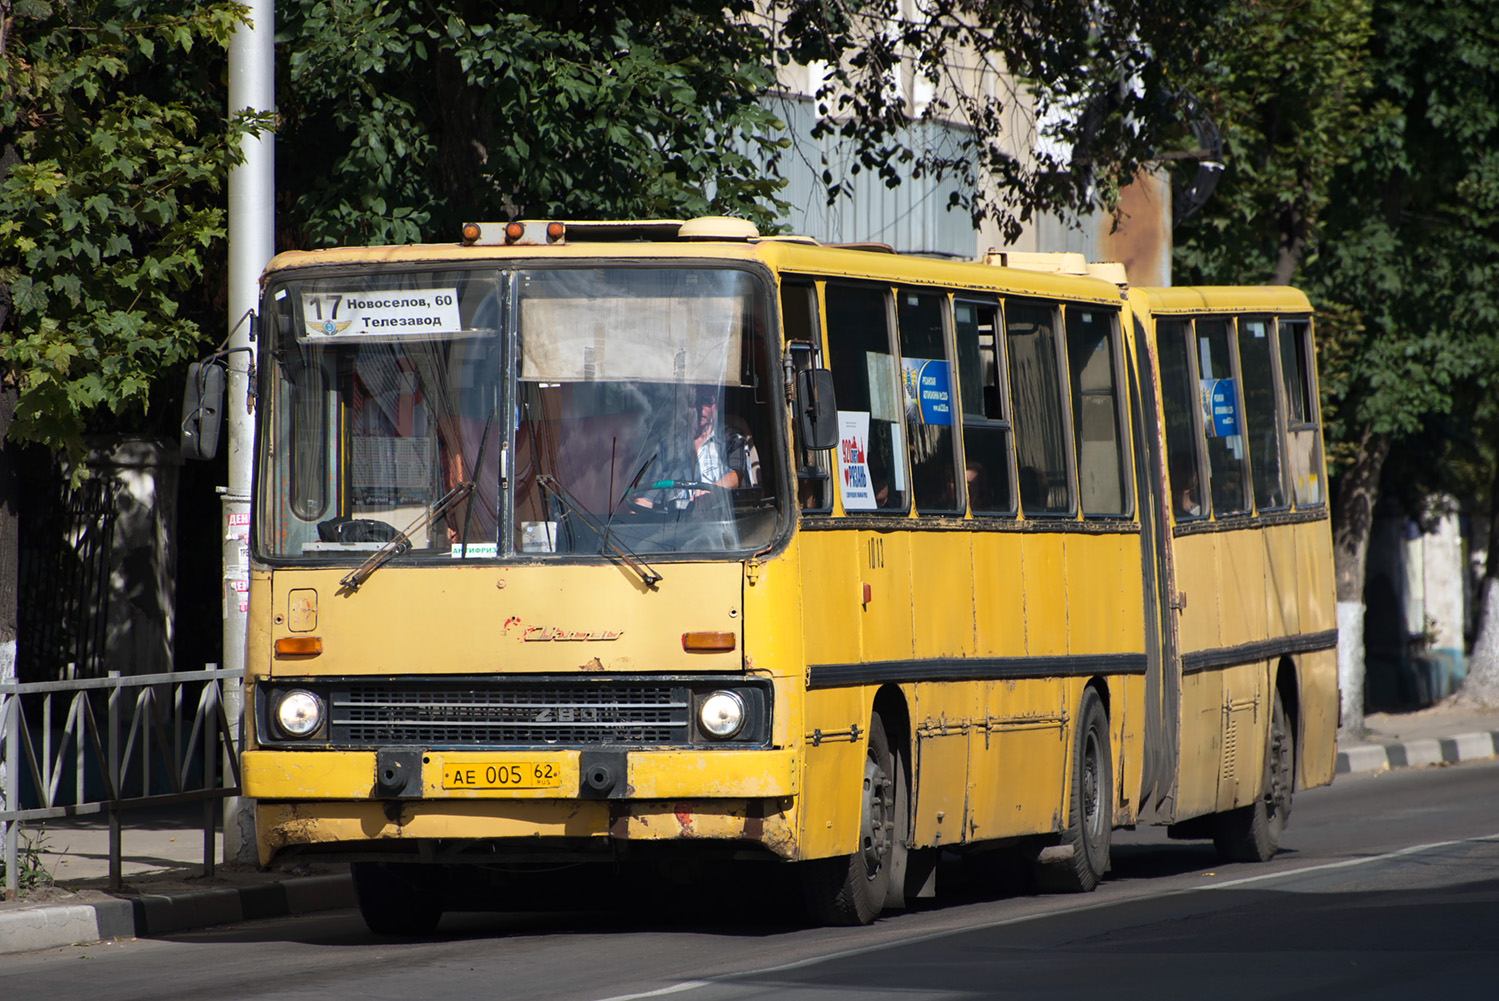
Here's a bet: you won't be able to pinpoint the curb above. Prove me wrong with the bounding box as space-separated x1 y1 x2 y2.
1335 730 1499 776
0 873 354 958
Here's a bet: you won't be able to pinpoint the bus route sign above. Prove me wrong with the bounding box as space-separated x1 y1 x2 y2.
301 289 463 338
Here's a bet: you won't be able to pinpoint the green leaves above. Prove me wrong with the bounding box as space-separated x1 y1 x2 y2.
1 1 268 454
276 1 788 244
1175 0 1499 506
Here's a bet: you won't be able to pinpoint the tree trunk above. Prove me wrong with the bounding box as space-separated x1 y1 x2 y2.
1461 462 1499 705
1332 426 1390 737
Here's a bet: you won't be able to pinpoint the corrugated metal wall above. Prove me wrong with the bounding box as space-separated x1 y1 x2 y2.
766 95 980 259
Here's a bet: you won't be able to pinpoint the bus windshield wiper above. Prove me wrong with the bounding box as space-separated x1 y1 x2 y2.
537 473 662 589
339 480 474 591
343 408 497 590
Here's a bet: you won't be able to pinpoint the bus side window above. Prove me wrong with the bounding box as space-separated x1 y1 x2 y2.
1006 300 1072 516
1064 307 1130 516
1238 317 1288 511
825 284 908 513
897 288 960 514
1157 320 1206 520
1278 318 1325 507
1195 318 1250 518
954 299 1014 515
783 280 831 512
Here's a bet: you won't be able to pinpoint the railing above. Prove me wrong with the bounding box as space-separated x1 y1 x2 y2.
0 665 241 895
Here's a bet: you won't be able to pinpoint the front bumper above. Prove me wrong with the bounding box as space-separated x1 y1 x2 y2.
242 746 796 801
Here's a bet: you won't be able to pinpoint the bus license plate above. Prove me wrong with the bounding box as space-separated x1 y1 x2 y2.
442 762 562 790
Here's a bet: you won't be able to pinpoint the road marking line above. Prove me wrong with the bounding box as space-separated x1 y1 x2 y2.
591 831 1499 1001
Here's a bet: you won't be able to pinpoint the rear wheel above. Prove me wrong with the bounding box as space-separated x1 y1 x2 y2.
1214 688 1294 863
803 713 897 925
351 861 444 936
1042 688 1111 893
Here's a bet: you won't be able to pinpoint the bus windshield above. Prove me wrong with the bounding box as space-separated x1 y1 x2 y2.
255 264 784 563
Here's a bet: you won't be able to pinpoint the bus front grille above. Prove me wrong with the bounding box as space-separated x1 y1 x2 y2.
329 681 690 747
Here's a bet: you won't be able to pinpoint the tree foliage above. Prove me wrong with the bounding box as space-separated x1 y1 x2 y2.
1308 0 1499 475
277 0 790 246
1174 0 1499 482
770 0 1221 243
1171 0 1383 289
0 0 267 455
275 1 1235 248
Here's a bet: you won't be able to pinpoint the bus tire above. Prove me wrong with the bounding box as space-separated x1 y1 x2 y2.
802 712 896 925
352 861 444 936
1213 688 1294 863
1043 688 1111 893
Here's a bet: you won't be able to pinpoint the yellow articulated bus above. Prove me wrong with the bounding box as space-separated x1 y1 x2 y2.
226 217 1337 933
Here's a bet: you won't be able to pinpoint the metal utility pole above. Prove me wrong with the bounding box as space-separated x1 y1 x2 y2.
223 0 274 864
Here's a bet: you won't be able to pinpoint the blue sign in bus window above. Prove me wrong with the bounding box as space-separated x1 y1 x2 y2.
1201 378 1240 438
902 358 953 427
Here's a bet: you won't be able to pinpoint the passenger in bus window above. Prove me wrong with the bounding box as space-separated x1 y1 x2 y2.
966 460 991 511
1172 459 1201 518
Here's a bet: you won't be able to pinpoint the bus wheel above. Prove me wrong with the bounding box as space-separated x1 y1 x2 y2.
1214 688 1294 863
802 712 896 925
352 861 444 936
1044 689 1111 893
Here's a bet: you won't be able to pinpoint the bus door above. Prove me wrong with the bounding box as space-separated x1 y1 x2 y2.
1130 311 1182 823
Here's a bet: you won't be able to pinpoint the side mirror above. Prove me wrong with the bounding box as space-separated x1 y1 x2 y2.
181 361 225 461
795 368 838 451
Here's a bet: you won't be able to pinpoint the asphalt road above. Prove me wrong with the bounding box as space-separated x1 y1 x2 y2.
6 759 1499 1001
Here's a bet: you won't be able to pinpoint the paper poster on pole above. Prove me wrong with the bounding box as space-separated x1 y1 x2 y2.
836 411 877 510
224 570 249 616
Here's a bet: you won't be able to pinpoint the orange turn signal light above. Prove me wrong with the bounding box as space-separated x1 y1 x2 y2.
682 631 736 652
274 636 323 657
546 221 565 241
461 222 481 244
505 221 525 242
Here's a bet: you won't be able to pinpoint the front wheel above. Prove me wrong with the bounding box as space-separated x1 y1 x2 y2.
351 862 444 936
802 713 899 925
1213 688 1294 863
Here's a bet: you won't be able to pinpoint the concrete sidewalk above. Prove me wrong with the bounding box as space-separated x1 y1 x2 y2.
1 803 354 957
1335 701 1499 775
5 700 1499 958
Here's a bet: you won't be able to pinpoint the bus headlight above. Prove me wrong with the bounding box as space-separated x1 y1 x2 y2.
275 689 325 738
699 690 746 739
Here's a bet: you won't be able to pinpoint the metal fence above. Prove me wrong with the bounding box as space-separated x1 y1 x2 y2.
0 665 242 895
16 451 117 684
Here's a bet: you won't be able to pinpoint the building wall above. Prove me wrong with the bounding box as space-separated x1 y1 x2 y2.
764 47 1173 281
